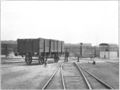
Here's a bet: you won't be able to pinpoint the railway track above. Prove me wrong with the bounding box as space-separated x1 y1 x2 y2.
41 62 89 90
74 62 114 89
62 62 90 89
42 62 114 90
41 63 65 90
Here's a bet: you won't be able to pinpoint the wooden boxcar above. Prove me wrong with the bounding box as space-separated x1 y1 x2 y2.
17 38 64 65
61 41 64 54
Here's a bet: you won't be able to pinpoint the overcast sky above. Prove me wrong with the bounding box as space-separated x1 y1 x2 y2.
1 1 118 45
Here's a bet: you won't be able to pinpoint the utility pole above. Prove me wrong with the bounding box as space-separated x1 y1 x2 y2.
78 43 83 62
80 43 83 58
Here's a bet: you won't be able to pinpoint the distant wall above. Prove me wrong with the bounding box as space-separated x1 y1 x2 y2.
64 43 119 59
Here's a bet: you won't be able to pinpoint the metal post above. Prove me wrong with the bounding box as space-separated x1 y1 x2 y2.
80 43 83 61
108 45 110 59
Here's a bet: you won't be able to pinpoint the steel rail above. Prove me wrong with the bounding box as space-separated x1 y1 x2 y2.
79 64 114 89
60 63 66 90
74 62 92 90
41 64 61 90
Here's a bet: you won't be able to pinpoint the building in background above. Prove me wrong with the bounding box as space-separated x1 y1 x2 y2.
82 43 94 58
64 43 119 59
108 44 119 59
94 46 100 58
65 43 95 58
99 43 119 59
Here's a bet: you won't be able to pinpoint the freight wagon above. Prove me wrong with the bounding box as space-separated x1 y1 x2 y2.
17 38 64 65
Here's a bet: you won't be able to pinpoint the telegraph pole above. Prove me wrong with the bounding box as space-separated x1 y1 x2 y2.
78 43 83 62
80 43 83 58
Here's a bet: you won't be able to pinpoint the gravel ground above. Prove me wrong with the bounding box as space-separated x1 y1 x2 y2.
1 56 119 89
78 61 119 89
1 57 62 89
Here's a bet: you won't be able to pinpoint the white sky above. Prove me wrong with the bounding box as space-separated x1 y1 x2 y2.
1 1 118 45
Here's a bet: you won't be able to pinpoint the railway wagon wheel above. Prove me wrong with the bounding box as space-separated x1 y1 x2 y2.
54 55 59 63
38 56 42 64
38 56 44 64
56 56 59 62
25 54 32 65
41 57 45 64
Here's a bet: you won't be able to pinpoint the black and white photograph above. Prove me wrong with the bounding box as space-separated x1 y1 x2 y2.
1 0 119 90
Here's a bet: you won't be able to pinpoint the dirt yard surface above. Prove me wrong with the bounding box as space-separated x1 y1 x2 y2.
1 56 119 89
1 56 63 89
78 59 119 89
